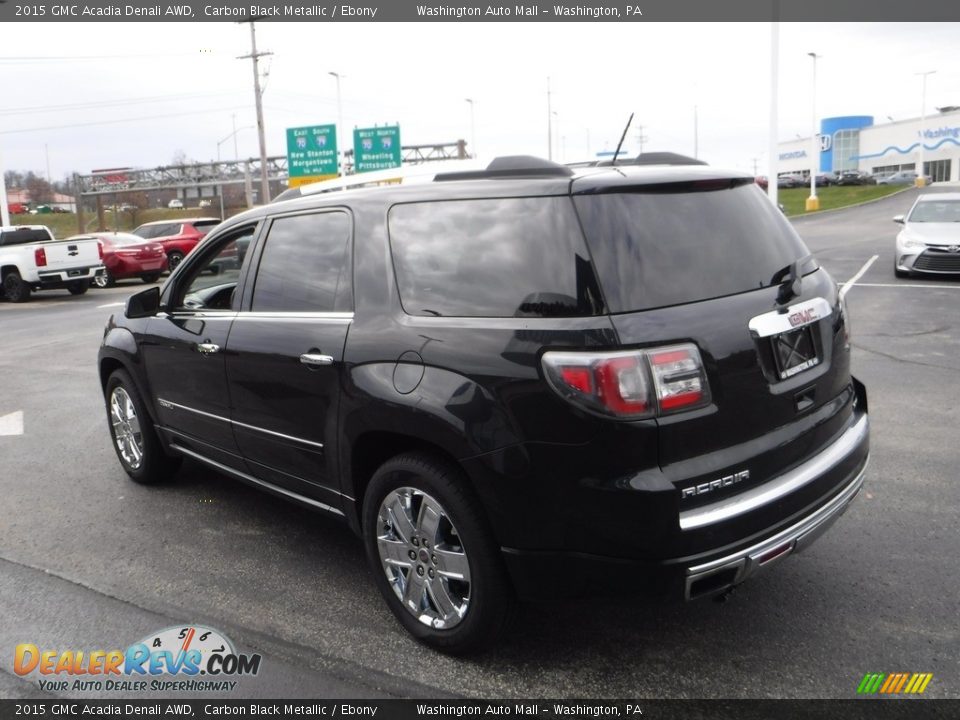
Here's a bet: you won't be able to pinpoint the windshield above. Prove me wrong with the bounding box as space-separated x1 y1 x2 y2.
574 182 816 312
908 199 960 223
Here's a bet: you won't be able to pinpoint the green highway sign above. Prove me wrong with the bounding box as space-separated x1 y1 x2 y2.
286 124 338 186
354 125 402 173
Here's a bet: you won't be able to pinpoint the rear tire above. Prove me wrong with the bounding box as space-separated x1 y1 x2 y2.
2 270 31 303
67 280 90 295
362 452 515 655
105 369 181 485
93 272 115 289
167 251 185 271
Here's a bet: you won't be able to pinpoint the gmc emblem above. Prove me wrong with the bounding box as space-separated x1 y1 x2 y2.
788 308 818 327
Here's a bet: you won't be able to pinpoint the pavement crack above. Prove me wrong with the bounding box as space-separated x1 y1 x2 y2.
852 342 960 373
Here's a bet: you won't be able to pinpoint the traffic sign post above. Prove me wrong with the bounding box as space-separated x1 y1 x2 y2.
286 124 338 187
353 126 402 173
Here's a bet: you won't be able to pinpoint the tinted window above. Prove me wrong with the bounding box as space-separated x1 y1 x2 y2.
0 228 53 245
133 223 179 239
574 182 814 312
252 212 351 313
388 197 604 318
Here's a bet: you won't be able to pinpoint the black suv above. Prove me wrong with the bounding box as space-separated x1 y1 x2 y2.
98 156 869 653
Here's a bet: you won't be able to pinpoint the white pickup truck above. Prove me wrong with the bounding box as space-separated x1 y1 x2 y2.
1 225 105 302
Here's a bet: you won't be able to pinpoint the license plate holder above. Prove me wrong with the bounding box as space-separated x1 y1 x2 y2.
771 325 819 380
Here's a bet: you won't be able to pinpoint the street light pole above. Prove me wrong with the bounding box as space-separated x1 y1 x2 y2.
465 98 476 158
806 52 821 212
329 72 345 174
546 77 553 160
767 22 779 208
916 70 936 187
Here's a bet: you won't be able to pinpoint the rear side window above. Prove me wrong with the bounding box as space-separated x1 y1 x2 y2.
388 197 604 318
252 211 351 313
574 182 814 312
192 220 220 234
0 228 53 245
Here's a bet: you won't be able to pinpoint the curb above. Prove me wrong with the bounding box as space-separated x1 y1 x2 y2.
787 185 918 221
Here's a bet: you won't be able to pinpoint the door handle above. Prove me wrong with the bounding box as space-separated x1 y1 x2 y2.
300 353 334 367
197 342 221 355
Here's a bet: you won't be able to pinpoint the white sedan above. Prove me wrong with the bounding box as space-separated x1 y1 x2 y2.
893 193 960 277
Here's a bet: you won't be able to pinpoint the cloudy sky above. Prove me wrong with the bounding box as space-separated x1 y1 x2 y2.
1 21 958 184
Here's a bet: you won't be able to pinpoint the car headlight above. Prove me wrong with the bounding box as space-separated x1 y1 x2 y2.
898 234 925 249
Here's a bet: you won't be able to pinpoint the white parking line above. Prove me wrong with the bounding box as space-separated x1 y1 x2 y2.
839 255 879 299
97 302 126 308
854 283 960 290
0 411 24 437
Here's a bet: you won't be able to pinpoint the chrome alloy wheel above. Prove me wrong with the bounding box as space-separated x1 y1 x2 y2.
376 487 472 629
110 387 144 470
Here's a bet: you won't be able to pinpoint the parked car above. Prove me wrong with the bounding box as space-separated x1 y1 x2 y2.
877 171 932 186
777 173 805 188
835 170 873 186
167 198 184 209
99 155 869 654
815 172 838 186
755 176 769 190
66 232 168 288
893 193 960 277
130 218 220 270
0 225 103 302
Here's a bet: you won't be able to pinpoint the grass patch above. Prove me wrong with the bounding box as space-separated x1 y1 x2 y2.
9 207 241 239
778 184 905 216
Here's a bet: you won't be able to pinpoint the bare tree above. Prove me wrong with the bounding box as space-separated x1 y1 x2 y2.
24 172 54 204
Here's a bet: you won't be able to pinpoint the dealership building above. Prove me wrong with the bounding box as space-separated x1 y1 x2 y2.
776 108 960 182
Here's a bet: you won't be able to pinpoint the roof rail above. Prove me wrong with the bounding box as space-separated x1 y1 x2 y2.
565 151 708 168
272 158 488 203
435 155 574 181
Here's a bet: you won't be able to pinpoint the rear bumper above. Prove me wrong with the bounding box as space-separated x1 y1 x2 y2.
682 459 865 600
497 382 869 602
37 264 105 287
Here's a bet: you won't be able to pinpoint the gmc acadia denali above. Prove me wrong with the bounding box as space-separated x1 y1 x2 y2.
98 156 869 653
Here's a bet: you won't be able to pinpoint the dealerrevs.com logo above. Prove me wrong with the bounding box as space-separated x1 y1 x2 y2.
14 625 261 693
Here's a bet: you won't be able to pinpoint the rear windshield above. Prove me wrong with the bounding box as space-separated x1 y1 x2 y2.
573 182 814 312
388 197 604 318
0 228 53 246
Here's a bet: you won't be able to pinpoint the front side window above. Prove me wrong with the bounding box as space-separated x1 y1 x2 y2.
175 226 256 311
251 211 351 313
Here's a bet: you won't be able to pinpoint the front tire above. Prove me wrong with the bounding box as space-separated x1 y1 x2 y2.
3 270 31 303
105 369 181 484
362 453 515 654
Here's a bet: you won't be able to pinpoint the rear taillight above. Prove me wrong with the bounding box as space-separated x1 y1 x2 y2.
34 247 47 266
542 343 711 420
98 241 104 260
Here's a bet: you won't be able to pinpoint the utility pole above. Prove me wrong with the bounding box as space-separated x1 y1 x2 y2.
751 157 760 176
546 77 553 160
635 125 648 155
238 20 272 204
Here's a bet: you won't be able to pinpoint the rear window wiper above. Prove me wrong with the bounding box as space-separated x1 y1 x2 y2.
772 254 813 307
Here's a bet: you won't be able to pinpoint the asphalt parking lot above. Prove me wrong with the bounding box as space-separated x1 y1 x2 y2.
1 188 958 700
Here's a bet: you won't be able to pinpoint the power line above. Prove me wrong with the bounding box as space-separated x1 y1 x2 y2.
0 105 250 135
0 91 245 117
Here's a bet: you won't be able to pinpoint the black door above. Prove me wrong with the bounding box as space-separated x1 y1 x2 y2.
144 226 257 469
225 210 352 507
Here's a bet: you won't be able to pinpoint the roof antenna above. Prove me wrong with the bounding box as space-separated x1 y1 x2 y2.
611 113 634 165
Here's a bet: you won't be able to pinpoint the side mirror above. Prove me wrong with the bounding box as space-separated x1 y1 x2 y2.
125 286 161 319
893 215 905 224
